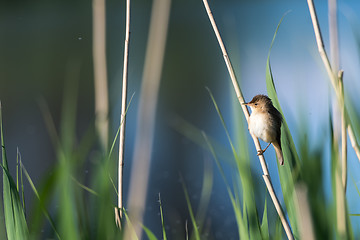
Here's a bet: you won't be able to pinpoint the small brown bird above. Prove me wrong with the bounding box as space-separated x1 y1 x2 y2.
243 94 284 165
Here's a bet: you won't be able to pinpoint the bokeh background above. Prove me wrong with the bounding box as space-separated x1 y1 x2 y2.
1 0 360 239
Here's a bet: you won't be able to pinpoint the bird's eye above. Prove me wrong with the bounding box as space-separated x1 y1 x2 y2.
254 103 258 106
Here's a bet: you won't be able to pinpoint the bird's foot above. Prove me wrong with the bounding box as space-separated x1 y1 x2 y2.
257 149 265 156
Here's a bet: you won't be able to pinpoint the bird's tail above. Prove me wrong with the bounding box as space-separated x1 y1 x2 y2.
273 141 284 165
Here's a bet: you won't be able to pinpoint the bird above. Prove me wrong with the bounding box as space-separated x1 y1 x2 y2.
243 94 284 165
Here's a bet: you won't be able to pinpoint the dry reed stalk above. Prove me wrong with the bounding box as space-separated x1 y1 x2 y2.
294 184 315 240
263 175 294 239
307 0 347 235
115 0 131 228
201 1 294 239
93 0 109 151
308 0 360 170
329 0 339 72
329 0 347 192
334 136 346 236
122 0 171 238
339 71 347 191
348 125 360 161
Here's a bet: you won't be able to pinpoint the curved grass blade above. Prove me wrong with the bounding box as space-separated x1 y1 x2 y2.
205 87 238 160
71 176 98 196
260 198 269 240
1 103 29 240
345 95 360 161
142 225 158 240
107 92 135 161
123 209 139 240
266 12 300 169
329 111 354 239
274 218 283 240
21 162 61 239
193 156 213 238
181 178 200 240
265 13 300 237
352 177 360 197
206 87 262 239
16 149 26 213
0 164 29 240
171 116 234 166
158 193 167 240
202 132 247 239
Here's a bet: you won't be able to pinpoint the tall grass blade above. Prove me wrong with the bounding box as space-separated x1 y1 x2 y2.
108 92 135 161
274 218 283 240
171 117 234 164
298 130 333 239
181 179 200 240
158 193 167 240
57 161 80 240
193 156 213 238
88 157 119 240
19 152 25 213
21 162 61 239
329 106 351 239
0 103 29 239
260 198 269 240
57 64 82 240
142 225 158 240
352 177 360 197
16 148 19 191
72 176 99 196
202 132 247 239
345 95 360 160
0 196 6 240
16 148 26 211
265 14 299 237
27 166 58 237
123 209 139 240
206 88 261 239
60 61 80 154
205 87 237 159
242 196 248 233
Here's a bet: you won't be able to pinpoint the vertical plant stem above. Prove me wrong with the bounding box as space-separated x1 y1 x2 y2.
263 175 294 239
307 0 347 236
339 71 347 191
329 0 347 192
307 0 337 92
201 0 267 175
335 139 346 237
308 0 360 166
16 148 19 191
201 1 294 239
18 151 25 213
115 0 131 228
93 0 109 151
293 184 315 240
348 125 360 162
308 0 352 184
329 0 339 72
123 0 171 239
308 0 357 170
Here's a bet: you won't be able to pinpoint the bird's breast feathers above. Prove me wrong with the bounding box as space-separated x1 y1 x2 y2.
248 112 276 143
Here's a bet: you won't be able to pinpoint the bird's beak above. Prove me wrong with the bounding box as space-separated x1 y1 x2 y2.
242 102 248 105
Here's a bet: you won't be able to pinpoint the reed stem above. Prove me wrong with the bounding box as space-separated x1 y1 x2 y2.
201 1 294 239
93 0 109 151
115 0 131 228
